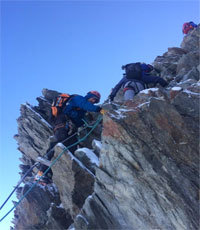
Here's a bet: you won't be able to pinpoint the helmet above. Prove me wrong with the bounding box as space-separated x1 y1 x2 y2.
87 90 101 103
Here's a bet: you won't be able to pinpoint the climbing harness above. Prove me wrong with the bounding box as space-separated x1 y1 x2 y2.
0 116 102 223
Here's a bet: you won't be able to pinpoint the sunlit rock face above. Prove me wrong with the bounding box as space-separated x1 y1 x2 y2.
13 25 199 230
73 25 199 230
13 88 101 229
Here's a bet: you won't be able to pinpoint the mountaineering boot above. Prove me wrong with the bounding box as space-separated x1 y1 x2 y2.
34 170 52 186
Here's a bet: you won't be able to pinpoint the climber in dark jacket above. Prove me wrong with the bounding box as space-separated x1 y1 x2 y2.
109 63 168 101
35 91 104 185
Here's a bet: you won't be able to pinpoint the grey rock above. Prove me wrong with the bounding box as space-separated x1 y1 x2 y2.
74 147 99 174
13 23 200 230
51 144 95 219
91 139 102 157
13 182 71 230
75 92 199 229
181 24 200 52
15 103 53 162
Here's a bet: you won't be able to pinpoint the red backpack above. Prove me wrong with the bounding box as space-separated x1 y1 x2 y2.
182 22 193 34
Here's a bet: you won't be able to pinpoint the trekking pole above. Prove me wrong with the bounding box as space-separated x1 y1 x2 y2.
0 162 39 211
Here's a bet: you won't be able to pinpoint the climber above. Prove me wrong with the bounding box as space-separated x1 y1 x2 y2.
182 21 197 34
34 91 105 185
108 62 168 102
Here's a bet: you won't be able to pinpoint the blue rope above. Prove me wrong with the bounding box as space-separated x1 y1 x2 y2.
0 120 92 212
0 116 102 223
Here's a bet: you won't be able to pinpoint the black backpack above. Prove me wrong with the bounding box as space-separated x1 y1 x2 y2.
123 62 142 80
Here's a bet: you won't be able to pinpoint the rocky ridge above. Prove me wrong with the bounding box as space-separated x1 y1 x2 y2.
11 25 199 229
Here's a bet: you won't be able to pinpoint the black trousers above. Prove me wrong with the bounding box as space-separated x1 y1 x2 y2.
39 126 77 175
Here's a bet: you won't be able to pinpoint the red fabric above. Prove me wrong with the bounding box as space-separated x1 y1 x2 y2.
182 23 193 34
123 87 132 94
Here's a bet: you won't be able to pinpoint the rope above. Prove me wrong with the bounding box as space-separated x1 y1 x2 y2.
42 118 93 159
0 116 102 223
0 118 96 211
0 163 39 210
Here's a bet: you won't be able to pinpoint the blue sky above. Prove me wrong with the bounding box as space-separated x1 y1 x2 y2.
0 0 199 229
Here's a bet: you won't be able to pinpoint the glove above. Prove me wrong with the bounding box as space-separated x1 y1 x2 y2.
100 109 106 115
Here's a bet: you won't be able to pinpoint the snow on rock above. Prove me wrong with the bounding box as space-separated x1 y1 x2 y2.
26 103 52 129
183 89 200 96
92 139 102 150
75 147 99 166
56 143 95 177
110 108 134 120
171 86 182 91
51 144 95 220
92 139 102 157
140 88 159 94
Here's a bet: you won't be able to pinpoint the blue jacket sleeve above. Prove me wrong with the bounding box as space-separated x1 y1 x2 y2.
71 96 101 112
141 63 150 72
141 73 168 87
110 77 127 98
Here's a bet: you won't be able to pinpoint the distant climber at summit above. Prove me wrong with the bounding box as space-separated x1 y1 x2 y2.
109 62 168 102
35 90 105 185
182 21 197 35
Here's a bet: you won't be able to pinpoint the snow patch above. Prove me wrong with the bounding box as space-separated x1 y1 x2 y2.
178 79 194 84
137 101 150 108
58 203 64 208
111 108 135 120
93 139 102 150
118 108 134 112
171 87 182 91
56 143 95 177
46 184 58 197
76 148 99 166
56 203 64 209
77 214 89 225
110 112 126 120
57 143 66 148
140 88 158 94
25 103 52 129
183 89 200 96
38 96 50 103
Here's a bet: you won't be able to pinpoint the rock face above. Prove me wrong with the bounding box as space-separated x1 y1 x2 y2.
73 25 199 230
13 183 72 230
75 86 199 230
12 25 199 229
12 89 101 229
51 144 95 219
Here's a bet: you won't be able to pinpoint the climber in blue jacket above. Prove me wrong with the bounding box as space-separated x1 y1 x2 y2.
109 63 168 101
63 91 102 127
35 91 104 185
